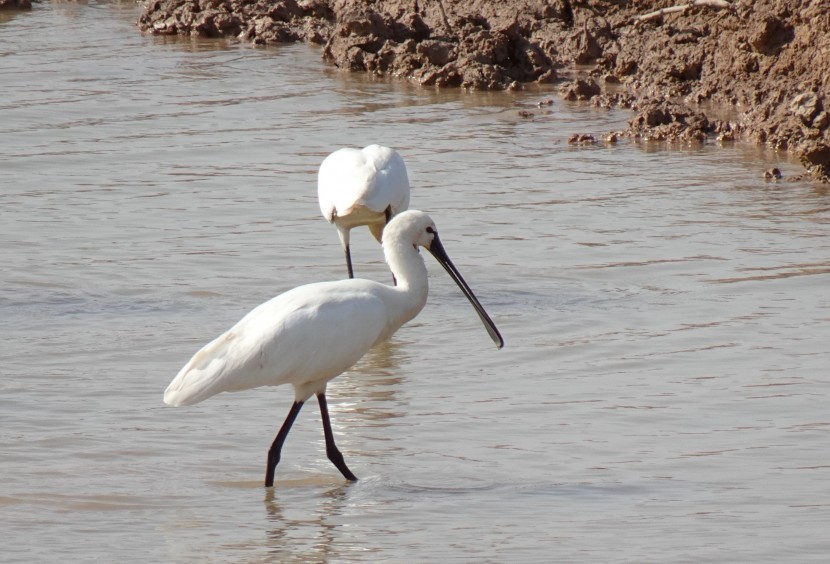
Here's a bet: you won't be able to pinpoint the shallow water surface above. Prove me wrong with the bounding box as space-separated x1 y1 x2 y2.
2 1 830 562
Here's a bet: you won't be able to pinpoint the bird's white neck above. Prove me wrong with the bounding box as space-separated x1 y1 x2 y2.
384 237 429 318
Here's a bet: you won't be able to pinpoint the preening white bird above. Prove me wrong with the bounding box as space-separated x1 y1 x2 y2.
318 144 410 278
164 210 503 487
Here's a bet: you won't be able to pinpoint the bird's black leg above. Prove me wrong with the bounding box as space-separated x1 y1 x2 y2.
344 245 355 279
385 206 397 286
317 393 358 481
265 400 304 487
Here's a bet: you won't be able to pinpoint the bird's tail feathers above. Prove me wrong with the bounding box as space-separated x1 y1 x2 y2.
163 331 238 406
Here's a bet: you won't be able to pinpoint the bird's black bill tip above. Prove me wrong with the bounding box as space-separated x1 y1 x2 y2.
491 328 505 350
481 312 504 349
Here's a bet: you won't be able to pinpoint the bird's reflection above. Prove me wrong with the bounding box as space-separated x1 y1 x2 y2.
262 481 352 561
328 338 411 427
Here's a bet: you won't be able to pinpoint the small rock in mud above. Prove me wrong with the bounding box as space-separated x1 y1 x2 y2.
762 168 783 181
799 143 830 181
749 15 794 55
568 133 596 145
627 99 711 143
560 79 601 101
790 92 822 127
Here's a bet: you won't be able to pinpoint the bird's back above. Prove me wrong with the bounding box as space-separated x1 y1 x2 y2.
164 280 402 406
318 145 410 222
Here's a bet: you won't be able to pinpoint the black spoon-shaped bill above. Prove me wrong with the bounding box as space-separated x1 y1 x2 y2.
427 232 504 349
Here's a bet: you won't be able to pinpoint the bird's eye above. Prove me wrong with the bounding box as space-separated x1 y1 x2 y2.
426 226 435 234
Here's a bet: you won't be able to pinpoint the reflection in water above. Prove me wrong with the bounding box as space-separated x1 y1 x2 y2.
262 482 352 561
323 340 413 472
329 339 410 428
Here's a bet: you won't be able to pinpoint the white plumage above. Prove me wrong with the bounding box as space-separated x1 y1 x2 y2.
163 281 395 407
165 210 502 486
318 144 410 278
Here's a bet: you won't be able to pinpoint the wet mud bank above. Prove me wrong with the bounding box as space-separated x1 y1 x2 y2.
137 0 830 181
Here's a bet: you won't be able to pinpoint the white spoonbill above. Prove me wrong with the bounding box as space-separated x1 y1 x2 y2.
318 144 410 278
164 210 503 487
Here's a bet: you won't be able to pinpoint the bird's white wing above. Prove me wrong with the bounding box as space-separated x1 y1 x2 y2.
164 281 392 406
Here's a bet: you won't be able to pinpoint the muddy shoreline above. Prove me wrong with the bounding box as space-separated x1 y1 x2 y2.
134 0 829 181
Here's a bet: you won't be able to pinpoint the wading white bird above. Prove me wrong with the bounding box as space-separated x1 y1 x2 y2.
318 144 410 278
164 210 503 487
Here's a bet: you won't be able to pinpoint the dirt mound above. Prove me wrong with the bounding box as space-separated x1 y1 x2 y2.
137 0 332 42
137 0 830 181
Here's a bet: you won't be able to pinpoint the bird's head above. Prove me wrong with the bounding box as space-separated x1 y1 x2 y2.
382 209 438 252
382 210 504 349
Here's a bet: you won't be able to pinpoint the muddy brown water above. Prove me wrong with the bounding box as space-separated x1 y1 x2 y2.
2 1 830 562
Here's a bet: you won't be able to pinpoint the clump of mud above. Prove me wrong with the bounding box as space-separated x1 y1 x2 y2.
1 0 31 9
137 0 830 181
